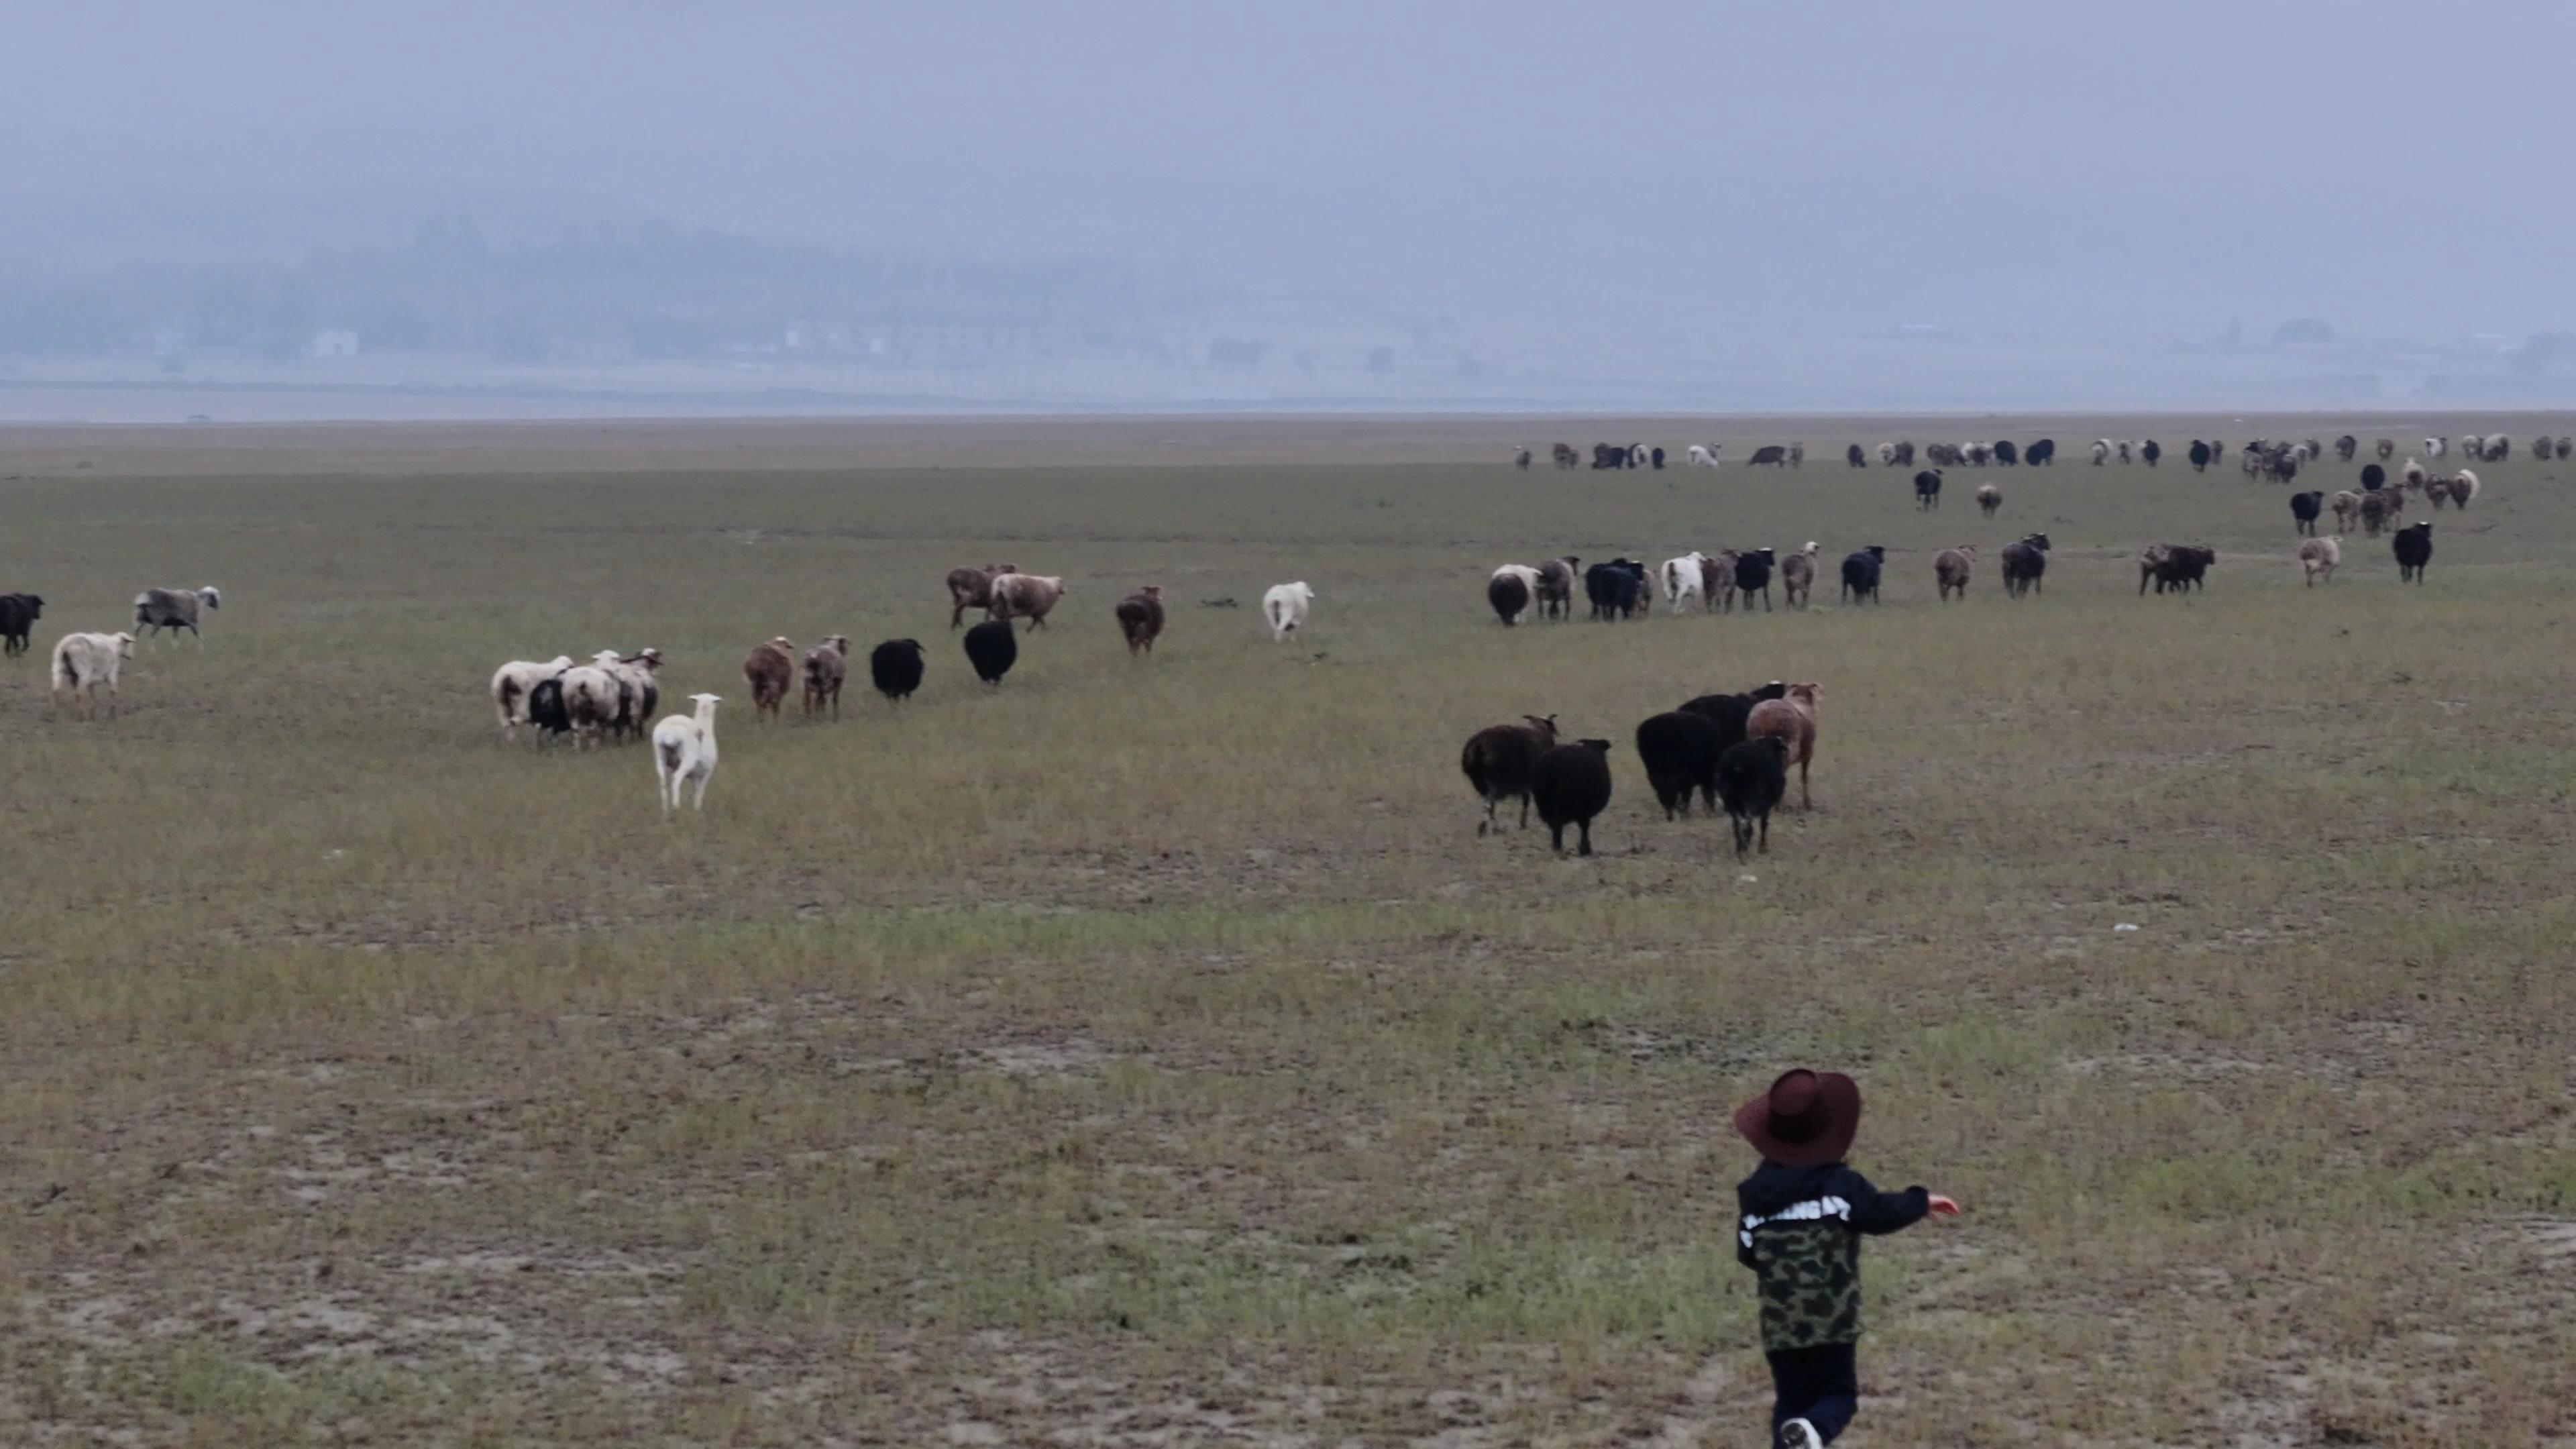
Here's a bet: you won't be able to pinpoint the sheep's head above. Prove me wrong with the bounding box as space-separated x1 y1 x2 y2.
1786 683 1821 707
113 633 136 658
690 693 721 708
199 587 221 608
1523 714 1558 739
1140 585 1163 600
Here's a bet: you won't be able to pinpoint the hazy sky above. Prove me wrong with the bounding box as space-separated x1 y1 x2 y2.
14 1 2576 341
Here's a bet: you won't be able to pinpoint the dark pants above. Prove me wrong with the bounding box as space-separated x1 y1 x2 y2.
1766 1341 1858 1444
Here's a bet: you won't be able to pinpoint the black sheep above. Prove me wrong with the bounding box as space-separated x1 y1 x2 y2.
2000 533 2051 598
0 592 42 655
1650 446 1666 470
2360 463 2386 491
525 676 573 740
1845 443 1867 468
1678 680 1787 753
2141 439 2161 467
2188 439 2212 472
1715 736 1788 859
1993 439 2019 467
870 639 926 700
1585 559 1648 621
1487 570 1531 625
1913 469 1943 509
1839 545 1886 603
2393 521 2434 582
1731 547 1776 612
2026 438 2056 466
962 620 1017 684
2290 491 2324 535
1531 739 1614 855
1460 714 1558 835
2149 545 2216 594
1633 710 1722 820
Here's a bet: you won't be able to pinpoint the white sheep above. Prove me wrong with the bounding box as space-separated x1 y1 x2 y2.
2091 439 2112 465
2402 458 2428 489
559 653 626 749
651 694 722 812
132 586 221 644
1686 443 1719 468
51 631 137 717
1263 581 1313 641
2424 435 2448 460
490 655 574 741
1661 552 1711 614
2298 535 2340 587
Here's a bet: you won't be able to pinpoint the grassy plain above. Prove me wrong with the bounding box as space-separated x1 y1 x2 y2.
3 415 2574 1446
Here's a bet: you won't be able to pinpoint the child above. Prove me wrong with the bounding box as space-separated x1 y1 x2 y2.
1735 1069 1959 1449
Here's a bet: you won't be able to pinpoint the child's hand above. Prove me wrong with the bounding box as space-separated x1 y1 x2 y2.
1927 1194 1962 1217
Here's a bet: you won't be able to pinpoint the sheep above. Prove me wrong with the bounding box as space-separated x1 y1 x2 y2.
2361 463 2387 491
1780 542 1819 609
1660 553 1711 614
2298 535 2341 587
1552 442 1580 469
2188 439 2212 472
2377 438 2397 460
1993 440 2020 466
963 619 1018 684
990 573 1067 630
2116 440 2133 464
802 635 850 716
1679 680 1788 753
1748 445 1788 466
2425 436 2449 460
1876 441 1896 466
2485 435 2510 463
1788 443 1805 468
2025 438 2056 466
946 564 1018 629
2358 490 2395 536
525 676 572 740
1732 547 1776 612
49 631 135 717
1460 714 1558 835
1651 446 1667 470
1891 440 1916 467
1924 443 1960 467
2329 491 2361 533
0 593 41 656
2536 436 2557 462
651 694 722 813
1515 446 1533 470
2393 520 2434 582
131 586 220 643
2000 533 2050 598
2144 544 2216 595
2560 437 2573 460
1487 566 1534 625
1745 682 1821 811
1701 550 1740 613
869 639 926 701
604 648 663 741
1115 586 1167 654
2290 490 2324 535
1975 482 2002 517
1839 545 1886 604
1585 560 1648 621
1913 468 1943 509
2402 458 2428 489
743 637 796 722
2448 470 2479 509
558 659 623 748
1716 737 1789 859
1635 710 1723 820
1933 544 1978 602
1535 556 1578 620
1530 739 1615 855
1845 443 1868 468
1687 443 1721 468
2335 435 2358 462
491 655 574 741
1262 581 1313 640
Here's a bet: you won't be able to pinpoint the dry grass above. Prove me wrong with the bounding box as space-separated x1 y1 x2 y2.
4 417 2574 1446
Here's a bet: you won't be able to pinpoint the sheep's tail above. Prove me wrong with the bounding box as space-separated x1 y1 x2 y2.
53 652 76 690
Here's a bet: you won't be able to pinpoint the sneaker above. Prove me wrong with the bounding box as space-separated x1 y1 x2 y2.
1778 1419 1823 1449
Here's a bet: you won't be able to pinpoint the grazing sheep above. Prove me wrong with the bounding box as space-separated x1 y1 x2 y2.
2376 438 2396 460
1933 545 1978 602
2536 436 2557 462
2188 439 2212 472
1536 556 1579 620
1839 545 1886 604
1585 560 1648 621
1262 581 1313 640
1552 442 1579 469
2335 435 2358 462
2481 435 2511 462
1515 446 1533 470
2357 490 2395 536
2290 490 2324 535
1687 443 1721 468
2330 491 2360 532
2298 535 2341 587
1529 739 1615 855
491 654 574 741
1116 586 1167 654
743 637 796 722
1780 542 1819 609
2559 437 2573 460
1461 714 1559 835
1913 468 1943 509
1745 683 1821 811
1976 482 2001 517
1660 553 1711 614
990 573 1067 630
2026 438 2056 466
869 639 926 701
651 694 722 813
49 631 136 717
1892 441 1916 467
1635 710 1723 819
963 619 1018 684
1488 565 1537 625
1748 445 1789 466
0 593 41 655
1924 443 1960 468
802 635 850 717
2361 463 2387 491
1732 547 1776 612
132 586 220 643
1966 443 1993 466
1844 443 1867 468
1680 680 1789 753
946 564 1018 629
2447 470 2479 509
1716 736 1789 859
2393 521 2434 582
2000 533 2050 598
1994 440 2020 466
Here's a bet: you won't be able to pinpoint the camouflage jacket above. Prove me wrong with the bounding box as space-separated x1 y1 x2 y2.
1735 1161 1929 1351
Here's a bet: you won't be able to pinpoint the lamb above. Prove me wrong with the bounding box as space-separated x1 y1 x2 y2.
131 586 220 643
2290 490 2324 535
1839 545 1886 604
1933 545 1978 601
1651 446 1667 470
946 564 1018 629
869 639 926 701
1634 710 1723 820
1715 736 1789 859
2393 520 2434 583
1535 557 1578 620
1660 553 1711 614
2000 533 2050 598
1679 680 1788 753
743 637 796 722
1460 714 1558 835
1732 547 1776 612
2447 470 2479 508
1913 468 1943 509
1891 440 1916 467
990 573 1067 630
1115 586 1167 654
1529 739 1615 855
1788 443 1805 468
963 619 1018 684
0 593 41 655
1515 446 1534 470
651 694 722 813
2329 491 2360 533
2298 535 2341 587
49 631 136 717
802 635 850 717
2376 438 2396 460
1744 682 1821 811
1976 482 2002 517
1779 542 1819 609
1262 581 1313 640
491 654 574 741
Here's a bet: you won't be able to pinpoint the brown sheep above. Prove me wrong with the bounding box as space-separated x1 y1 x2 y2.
1975 482 2001 517
2357 490 2394 536
1701 549 1741 613
2330 490 2360 533
743 637 796 721
1779 541 1819 609
1933 545 1978 602
2298 536 2340 587
1535 556 1578 619
1745 683 1821 811
802 635 849 718
989 573 1067 630
1116 585 1167 655
2447 471 2479 509
945 564 1018 629
2375 437 2397 460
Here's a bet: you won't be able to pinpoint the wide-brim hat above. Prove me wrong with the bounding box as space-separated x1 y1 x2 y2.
1733 1068 1862 1167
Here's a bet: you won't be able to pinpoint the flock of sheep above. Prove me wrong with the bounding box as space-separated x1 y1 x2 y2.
36 586 219 717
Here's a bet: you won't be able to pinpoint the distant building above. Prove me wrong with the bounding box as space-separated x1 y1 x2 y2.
305 329 360 359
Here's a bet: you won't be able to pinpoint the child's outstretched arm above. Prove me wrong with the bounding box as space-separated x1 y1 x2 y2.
1839 1168 1935 1234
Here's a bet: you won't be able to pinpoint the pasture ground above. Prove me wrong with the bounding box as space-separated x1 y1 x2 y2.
3 415 2573 1447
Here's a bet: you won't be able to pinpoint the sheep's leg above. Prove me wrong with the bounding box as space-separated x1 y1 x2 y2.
1517 793 1531 830
1799 759 1811 811
693 772 709 810
1576 822 1593 857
